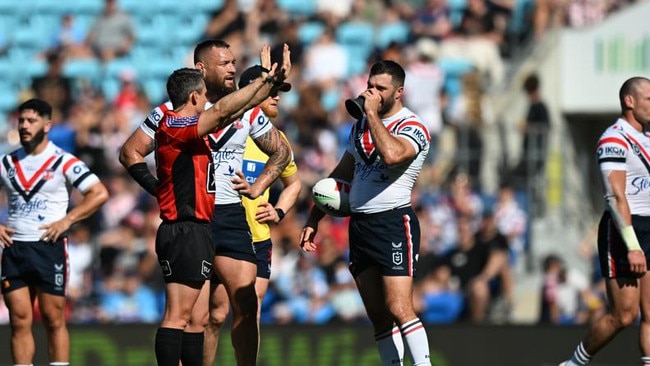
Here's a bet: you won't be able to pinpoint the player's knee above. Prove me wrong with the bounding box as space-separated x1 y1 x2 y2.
9 313 31 329
189 311 209 330
41 314 66 331
232 289 258 318
209 306 229 327
616 310 638 328
387 301 415 323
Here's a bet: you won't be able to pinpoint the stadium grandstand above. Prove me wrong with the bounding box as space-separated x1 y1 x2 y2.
0 0 648 364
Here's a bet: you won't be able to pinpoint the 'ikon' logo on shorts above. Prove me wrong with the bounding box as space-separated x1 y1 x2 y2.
201 260 212 279
160 260 172 276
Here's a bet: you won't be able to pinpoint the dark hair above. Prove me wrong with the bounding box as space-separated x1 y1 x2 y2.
619 76 650 112
193 39 230 65
18 98 52 119
166 68 204 109
542 254 563 272
523 73 539 94
369 60 405 87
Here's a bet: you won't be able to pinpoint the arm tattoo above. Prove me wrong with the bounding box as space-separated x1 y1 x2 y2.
145 139 156 155
254 127 292 181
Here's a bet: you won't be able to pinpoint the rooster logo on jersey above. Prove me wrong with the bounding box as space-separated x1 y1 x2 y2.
42 169 54 180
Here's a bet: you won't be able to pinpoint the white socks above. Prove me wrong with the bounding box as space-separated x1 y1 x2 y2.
375 325 404 366
401 318 431 366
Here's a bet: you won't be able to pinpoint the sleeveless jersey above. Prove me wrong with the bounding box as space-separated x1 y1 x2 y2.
597 118 650 216
142 102 272 205
346 107 431 214
241 132 298 242
0 142 100 241
155 110 214 222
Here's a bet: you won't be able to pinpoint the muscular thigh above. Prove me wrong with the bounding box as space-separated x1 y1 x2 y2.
606 277 641 315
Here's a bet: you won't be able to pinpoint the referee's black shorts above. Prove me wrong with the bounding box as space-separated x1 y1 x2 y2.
156 220 214 284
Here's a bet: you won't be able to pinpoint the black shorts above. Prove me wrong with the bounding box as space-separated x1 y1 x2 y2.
1 238 68 296
210 203 256 282
211 203 255 261
348 206 420 278
156 221 214 284
255 239 273 279
598 212 650 278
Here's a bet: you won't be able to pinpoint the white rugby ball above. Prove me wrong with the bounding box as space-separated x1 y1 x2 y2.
312 178 351 217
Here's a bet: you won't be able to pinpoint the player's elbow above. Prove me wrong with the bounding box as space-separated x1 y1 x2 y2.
118 145 130 168
93 183 110 206
382 153 406 166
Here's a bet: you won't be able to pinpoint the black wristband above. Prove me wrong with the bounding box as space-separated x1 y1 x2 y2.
126 162 159 196
275 208 286 222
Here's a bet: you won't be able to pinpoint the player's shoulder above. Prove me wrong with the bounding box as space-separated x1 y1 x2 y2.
147 101 174 125
395 108 428 128
599 121 627 140
242 106 266 122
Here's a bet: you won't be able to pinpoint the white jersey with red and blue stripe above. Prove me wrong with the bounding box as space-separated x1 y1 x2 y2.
141 102 272 205
346 107 431 214
0 142 100 241
597 118 650 216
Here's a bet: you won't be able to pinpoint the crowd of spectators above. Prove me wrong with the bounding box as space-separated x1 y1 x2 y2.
0 0 641 326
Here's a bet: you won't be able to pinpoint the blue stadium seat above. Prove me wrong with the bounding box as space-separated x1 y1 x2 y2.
70 0 104 15
195 0 225 13
143 78 168 105
336 21 375 57
119 0 151 16
0 1 31 17
0 14 18 34
438 58 475 104
101 77 121 102
63 59 103 85
34 0 73 16
12 15 57 51
438 57 475 77
24 59 49 80
146 57 180 79
375 21 410 49
448 0 467 27
0 58 12 79
297 21 325 46
0 82 19 112
104 58 138 80
135 15 168 46
277 0 316 17
167 13 210 45
509 0 535 36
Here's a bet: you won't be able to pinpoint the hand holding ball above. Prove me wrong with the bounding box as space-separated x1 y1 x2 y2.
311 178 351 217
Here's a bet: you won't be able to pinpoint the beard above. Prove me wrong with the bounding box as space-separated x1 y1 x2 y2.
206 79 236 102
378 97 395 116
20 128 46 153
262 106 279 118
